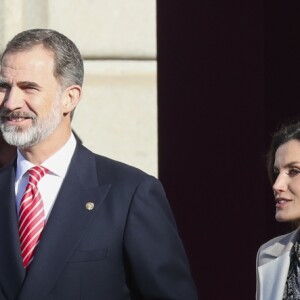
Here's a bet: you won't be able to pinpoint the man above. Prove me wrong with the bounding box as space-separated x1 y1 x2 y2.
0 29 198 300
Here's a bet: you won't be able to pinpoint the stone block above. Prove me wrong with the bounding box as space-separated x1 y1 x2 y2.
48 0 156 58
0 0 156 59
72 60 157 176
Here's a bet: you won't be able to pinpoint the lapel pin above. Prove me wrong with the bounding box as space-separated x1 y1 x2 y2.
85 202 95 211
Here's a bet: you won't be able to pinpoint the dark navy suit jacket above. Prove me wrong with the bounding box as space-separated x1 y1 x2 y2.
0 143 198 299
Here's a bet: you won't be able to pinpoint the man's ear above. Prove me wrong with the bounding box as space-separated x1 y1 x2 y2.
62 85 82 114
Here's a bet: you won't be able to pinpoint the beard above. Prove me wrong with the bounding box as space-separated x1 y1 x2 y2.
0 93 62 149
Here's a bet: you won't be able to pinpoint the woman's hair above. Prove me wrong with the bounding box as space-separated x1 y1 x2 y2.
1 28 84 89
267 121 300 183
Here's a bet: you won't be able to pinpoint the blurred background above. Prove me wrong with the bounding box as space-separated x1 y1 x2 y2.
1 0 300 298
158 1 300 298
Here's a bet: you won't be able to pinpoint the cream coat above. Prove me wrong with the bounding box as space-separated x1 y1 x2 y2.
256 228 299 300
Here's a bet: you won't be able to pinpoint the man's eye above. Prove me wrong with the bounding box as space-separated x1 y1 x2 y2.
287 168 300 176
24 87 38 91
0 85 9 92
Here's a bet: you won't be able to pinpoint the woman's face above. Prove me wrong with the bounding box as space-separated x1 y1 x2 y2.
273 139 300 224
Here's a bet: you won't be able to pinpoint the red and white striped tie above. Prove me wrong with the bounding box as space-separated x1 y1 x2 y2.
19 166 48 268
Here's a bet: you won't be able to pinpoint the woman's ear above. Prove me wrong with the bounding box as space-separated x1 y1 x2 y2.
62 85 82 114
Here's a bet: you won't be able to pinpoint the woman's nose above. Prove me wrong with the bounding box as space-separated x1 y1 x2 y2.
273 173 287 194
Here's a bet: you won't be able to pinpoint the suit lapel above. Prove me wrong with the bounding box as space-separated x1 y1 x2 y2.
0 163 25 299
18 145 111 300
258 230 298 300
258 252 290 300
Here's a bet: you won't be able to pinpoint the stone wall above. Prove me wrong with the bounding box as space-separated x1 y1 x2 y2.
0 0 157 175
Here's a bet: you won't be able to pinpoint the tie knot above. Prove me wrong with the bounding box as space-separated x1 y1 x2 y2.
28 166 48 186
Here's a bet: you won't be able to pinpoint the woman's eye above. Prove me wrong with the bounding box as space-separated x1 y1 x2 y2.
273 169 279 178
287 168 300 176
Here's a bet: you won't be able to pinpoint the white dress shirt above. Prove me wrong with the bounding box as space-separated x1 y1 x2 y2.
15 134 77 219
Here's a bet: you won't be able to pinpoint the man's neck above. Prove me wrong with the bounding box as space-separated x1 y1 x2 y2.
20 128 72 165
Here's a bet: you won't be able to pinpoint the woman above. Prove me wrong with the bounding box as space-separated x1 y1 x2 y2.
257 122 300 300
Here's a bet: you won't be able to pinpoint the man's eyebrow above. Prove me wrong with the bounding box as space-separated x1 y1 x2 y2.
18 81 42 89
0 78 10 87
0 79 42 89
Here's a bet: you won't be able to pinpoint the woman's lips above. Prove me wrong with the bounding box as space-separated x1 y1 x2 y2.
275 198 292 208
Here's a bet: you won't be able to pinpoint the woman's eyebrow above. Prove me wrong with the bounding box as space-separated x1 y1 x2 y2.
273 161 300 170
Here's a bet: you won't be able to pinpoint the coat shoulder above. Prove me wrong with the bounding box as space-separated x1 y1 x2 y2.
78 144 158 185
260 230 296 251
257 229 298 267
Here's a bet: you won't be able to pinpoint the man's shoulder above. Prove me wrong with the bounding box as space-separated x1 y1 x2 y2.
78 143 157 184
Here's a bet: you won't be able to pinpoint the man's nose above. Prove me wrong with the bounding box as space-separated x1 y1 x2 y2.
2 87 24 111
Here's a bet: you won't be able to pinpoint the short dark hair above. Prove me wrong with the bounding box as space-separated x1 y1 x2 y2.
1 29 84 89
267 121 300 183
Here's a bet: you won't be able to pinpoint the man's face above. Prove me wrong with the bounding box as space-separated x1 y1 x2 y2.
0 45 63 148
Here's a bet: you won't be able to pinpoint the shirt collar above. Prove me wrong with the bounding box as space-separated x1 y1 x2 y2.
16 133 77 181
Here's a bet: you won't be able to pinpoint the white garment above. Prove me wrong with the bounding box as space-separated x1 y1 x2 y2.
15 134 77 219
256 228 299 300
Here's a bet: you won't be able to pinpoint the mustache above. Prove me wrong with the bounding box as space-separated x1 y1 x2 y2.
0 110 37 119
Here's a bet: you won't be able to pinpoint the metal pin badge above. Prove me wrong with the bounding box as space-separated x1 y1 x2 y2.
85 202 95 211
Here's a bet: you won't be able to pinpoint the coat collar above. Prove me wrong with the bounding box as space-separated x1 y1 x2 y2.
16 144 111 300
258 252 290 300
263 229 298 258
257 228 300 300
